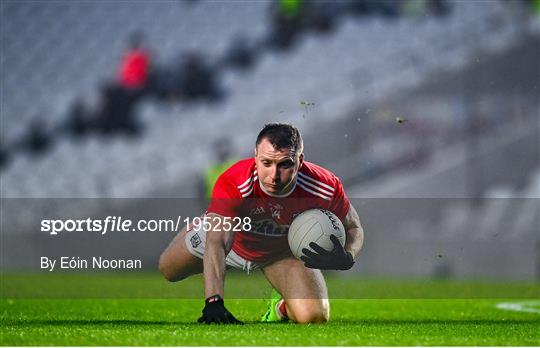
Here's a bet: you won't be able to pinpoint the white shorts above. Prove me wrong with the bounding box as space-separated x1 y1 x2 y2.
185 224 263 274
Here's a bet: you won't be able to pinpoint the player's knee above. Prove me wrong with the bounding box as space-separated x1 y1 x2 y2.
158 253 182 282
293 307 329 324
289 299 330 324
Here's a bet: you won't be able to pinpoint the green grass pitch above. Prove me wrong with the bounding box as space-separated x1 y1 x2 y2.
1 273 539 346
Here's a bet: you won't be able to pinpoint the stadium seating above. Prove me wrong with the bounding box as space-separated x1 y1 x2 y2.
1 0 535 200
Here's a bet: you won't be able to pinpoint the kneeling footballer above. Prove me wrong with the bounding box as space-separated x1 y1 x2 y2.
159 123 364 324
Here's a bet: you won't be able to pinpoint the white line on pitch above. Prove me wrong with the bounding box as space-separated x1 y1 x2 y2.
495 301 540 314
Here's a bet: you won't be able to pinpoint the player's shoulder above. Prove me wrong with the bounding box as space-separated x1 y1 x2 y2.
220 158 257 188
298 161 342 191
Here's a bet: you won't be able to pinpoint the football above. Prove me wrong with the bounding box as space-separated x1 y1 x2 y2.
288 209 346 259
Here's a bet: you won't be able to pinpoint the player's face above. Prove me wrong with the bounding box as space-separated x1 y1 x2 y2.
255 138 303 195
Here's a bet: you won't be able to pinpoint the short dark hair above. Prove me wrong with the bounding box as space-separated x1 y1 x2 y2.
256 123 303 155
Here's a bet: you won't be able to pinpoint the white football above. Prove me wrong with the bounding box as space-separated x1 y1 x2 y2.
288 209 346 259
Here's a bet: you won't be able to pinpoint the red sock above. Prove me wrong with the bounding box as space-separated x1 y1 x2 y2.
277 299 288 319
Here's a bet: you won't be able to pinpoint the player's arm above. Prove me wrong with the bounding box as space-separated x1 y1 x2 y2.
343 203 364 260
300 203 363 271
198 213 242 324
203 213 234 298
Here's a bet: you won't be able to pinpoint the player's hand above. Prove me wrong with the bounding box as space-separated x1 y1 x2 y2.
300 234 354 270
198 295 243 324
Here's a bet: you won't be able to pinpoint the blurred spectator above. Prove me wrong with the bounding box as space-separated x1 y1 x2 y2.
22 118 53 155
403 0 450 18
533 0 540 17
118 31 151 93
94 31 150 136
146 64 177 100
222 35 258 70
428 0 450 17
64 98 91 138
199 138 237 206
267 0 305 49
95 83 142 136
303 0 340 34
267 0 341 49
176 53 223 101
348 0 399 18
0 138 10 171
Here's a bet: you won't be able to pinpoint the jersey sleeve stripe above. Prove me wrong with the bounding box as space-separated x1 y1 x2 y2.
239 182 253 193
238 174 258 194
298 172 335 191
237 171 258 190
297 177 334 196
297 182 332 200
238 176 253 189
241 186 254 197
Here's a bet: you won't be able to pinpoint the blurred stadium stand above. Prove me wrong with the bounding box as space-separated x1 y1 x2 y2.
1 0 536 198
1 0 539 279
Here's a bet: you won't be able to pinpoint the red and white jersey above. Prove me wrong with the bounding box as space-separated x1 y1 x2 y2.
207 158 350 263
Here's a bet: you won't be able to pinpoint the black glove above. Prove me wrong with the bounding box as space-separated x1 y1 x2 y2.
198 295 243 324
300 234 355 270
